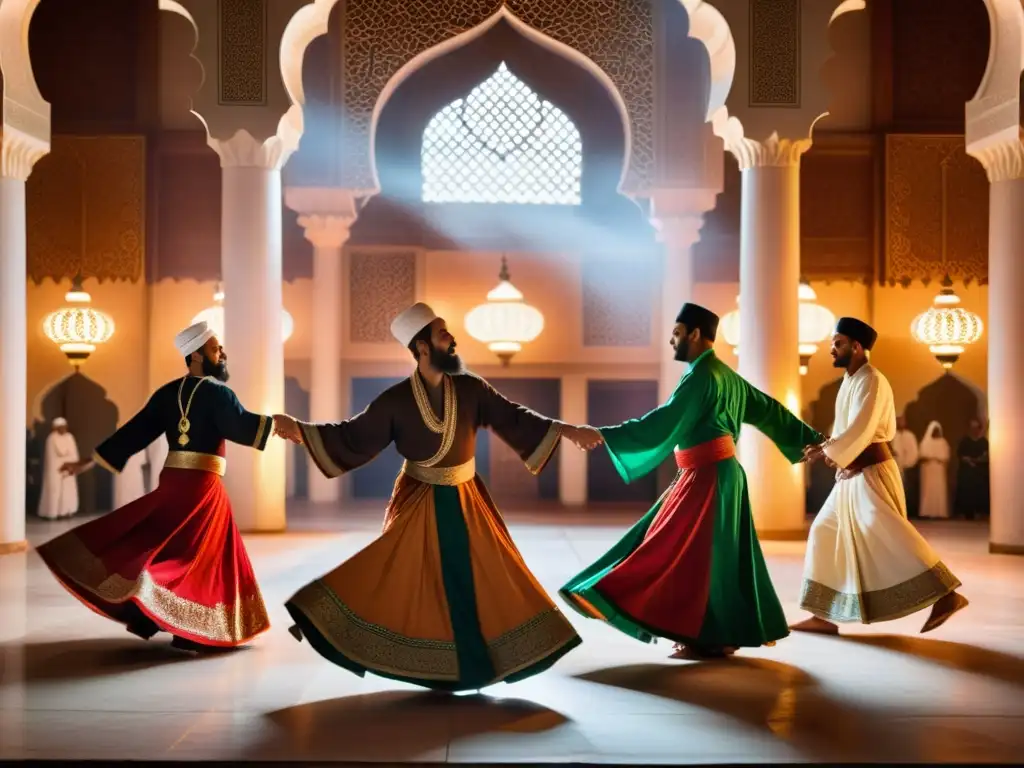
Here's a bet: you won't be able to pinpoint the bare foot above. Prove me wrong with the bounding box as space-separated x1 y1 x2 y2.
921 592 969 634
789 616 840 635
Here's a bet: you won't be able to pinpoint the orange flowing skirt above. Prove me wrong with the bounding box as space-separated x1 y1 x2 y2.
36 466 270 647
286 473 581 690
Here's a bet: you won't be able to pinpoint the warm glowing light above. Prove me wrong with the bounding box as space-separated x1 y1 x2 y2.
721 281 836 374
192 283 294 345
464 256 544 365
42 276 115 368
910 276 983 370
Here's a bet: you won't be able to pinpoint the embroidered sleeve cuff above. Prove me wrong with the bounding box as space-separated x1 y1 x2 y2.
252 414 271 450
298 422 346 479
92 450 120 475
524 422 562 476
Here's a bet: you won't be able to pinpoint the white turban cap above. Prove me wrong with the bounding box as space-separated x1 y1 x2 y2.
390 303 438 347
175 321 215 358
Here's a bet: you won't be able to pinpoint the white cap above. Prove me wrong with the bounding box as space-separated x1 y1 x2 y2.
390 303 437 347
52 417 67 428
175 321 215 358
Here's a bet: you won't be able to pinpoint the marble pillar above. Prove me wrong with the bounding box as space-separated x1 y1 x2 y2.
731 136 810 539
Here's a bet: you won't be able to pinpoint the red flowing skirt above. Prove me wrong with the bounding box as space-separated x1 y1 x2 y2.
36 466 270 647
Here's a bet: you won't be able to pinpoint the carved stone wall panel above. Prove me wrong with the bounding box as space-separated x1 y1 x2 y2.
340 0 653 193
219 0 266 105
27 136 146 284
884 134 989 285
582 255 654 347
348 250 418 343
749 0 800 107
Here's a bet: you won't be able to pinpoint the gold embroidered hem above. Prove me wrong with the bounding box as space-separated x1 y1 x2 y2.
165 451 227 476
39 531 270 644
299 421 345 479
402 458 476 486
92 450 120 475
290 580 579 683
252 414 269 448
799 562 961 624
525 423 562 475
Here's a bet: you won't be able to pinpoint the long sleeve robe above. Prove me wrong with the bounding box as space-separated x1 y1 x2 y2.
38 430 80 519
299 372 562 481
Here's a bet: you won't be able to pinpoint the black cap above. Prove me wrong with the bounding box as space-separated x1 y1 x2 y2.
675 303 720 342
835 316 878 351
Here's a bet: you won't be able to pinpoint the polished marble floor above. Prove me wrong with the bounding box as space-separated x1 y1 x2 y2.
1 505 1022 764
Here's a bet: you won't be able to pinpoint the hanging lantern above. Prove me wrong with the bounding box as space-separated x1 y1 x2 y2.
910 275 983 370
720 280 836 375
192 283 294 345
42 275 116 368
464 255 544 366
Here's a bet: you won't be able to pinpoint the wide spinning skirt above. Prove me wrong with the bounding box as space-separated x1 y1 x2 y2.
36 466 270 647
799 459 960 623
560 439 788 649
285 473 581 691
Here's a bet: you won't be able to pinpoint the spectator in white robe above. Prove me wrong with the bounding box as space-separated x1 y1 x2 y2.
918 421 951 519
37 418 80 519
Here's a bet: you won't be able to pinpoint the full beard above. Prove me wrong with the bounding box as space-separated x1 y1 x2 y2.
202 355 230 382
832 353 851 369
673 342 689 363
430 344 464 374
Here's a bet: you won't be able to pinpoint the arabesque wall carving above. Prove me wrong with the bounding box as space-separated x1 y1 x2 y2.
27 136 146 284
339 0 653 194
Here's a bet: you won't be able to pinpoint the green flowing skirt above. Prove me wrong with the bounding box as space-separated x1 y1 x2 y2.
559 458 788 650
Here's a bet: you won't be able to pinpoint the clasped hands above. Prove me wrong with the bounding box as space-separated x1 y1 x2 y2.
802 442 859 482
562 424 604 452
271 413 303 445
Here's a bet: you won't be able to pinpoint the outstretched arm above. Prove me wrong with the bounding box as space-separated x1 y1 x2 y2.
741 381 825 464
477 378 566 475
213 387 273 451
65 395 165 476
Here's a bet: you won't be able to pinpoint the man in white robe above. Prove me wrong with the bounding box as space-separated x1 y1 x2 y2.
793 317 968 635
37 418 80 519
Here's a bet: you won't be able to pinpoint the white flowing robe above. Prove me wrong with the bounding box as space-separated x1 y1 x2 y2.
800 365 960 623
918 422 951 519
38 431 80 519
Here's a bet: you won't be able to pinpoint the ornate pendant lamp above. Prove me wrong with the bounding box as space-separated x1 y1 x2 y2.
191 282 294 345
464 255 544 366
721 280 836 375
42 274 116 369
910 157 983 369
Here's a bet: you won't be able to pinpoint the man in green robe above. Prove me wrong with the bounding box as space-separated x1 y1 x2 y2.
560 302 825 659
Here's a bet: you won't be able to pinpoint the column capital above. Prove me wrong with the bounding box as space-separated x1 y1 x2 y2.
648 187 719 250
0 125 50 181
208 128 298 171
285 186 367 248
297 214 354 249
967 135 1024 184
725 131 811 171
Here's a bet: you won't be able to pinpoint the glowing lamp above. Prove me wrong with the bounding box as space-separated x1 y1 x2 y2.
42 275 116 368
910 275 983 370
721 281 836 375
192 283 294 345
464 256 544 366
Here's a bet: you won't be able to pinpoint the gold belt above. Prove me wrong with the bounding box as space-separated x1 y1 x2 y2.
164 451 227 477
402 458 476 486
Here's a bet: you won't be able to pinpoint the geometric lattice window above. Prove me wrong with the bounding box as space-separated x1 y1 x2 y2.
421 63 583 205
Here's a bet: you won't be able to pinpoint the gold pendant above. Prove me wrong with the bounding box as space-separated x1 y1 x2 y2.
178 416 190 434
177 433 190 447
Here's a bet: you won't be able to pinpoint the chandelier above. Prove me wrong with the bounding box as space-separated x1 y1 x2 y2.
911 275 983 369
191 283 294 345
42 274 116 368
464 255 544 366
909 155 984 370
720 280 836 375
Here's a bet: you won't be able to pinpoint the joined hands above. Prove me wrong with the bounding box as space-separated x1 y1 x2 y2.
563 424 604 452
272 413 303 445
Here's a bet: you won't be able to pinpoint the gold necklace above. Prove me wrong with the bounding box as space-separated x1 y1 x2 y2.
410 372 457 467
176 376 210 447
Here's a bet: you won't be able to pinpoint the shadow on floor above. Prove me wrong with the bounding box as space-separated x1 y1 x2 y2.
0 637 197 683
839 633 1024 687
241 689 570 761
577 658 901 761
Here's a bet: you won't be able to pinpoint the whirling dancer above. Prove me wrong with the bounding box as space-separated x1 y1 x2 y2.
560 303 825 660
38 322 278 652
273 302 598 691
794 317 968 635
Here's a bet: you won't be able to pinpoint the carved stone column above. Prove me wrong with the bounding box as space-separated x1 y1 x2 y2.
285 188 359 504
0 129 50 554
727 133 811 539
558 374 588 506
968 138 1024 554
208 131 298 532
